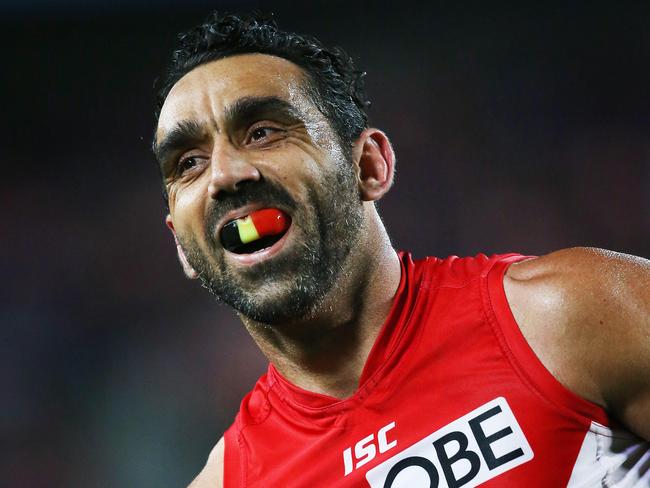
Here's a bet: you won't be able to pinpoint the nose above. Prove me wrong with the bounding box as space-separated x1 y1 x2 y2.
207 145 261 199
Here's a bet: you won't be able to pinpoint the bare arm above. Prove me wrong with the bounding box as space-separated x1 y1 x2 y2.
504 247 650 440
188 437 224 488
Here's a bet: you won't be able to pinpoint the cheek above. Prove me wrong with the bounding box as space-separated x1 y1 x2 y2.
257 146 318 188
169 184 206 236
312 132 344 165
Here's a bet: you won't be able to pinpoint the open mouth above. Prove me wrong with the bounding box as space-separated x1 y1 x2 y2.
220 208 291 255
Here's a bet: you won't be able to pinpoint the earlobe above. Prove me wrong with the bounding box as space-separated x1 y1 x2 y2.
165 215 199 280
354 129 396 202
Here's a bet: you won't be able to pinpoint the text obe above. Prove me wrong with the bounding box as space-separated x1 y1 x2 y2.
343 422 398 475
365 397 534 488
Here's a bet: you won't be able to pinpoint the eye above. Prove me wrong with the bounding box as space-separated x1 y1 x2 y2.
177 156 199 175
248 125 284 144
250 127 273 141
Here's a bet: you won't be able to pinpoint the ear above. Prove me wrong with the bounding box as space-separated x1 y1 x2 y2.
352 128 396 202
165 215 199 280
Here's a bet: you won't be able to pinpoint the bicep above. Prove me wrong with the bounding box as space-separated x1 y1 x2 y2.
583 249 650 440
506 247 650 440
188 437 224 488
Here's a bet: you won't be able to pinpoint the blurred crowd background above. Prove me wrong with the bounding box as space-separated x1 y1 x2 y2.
3 1 648 486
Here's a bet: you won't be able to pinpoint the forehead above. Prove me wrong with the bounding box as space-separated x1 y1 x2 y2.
157 53 311 137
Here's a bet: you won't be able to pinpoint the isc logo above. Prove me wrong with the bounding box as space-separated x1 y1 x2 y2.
343 422 398 475
365 397 533 487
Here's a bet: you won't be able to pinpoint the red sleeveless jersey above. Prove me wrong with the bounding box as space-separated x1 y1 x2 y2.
223 252 649 487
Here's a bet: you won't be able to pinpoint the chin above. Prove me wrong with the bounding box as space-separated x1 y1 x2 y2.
231 281 326 325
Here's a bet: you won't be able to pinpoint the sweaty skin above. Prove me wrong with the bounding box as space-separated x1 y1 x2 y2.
504 248 650 441
156 55 650 488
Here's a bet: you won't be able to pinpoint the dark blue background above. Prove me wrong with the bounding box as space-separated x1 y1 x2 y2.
3 1 648 485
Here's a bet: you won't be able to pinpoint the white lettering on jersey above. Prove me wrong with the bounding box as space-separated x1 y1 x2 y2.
343 421 397 476
365 397 533 487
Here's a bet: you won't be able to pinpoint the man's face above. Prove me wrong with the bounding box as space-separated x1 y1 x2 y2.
155 54 364 324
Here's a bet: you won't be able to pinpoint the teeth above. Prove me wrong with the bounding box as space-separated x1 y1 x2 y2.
220 208 291 254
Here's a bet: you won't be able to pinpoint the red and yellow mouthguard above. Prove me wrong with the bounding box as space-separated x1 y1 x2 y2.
220 208 291 253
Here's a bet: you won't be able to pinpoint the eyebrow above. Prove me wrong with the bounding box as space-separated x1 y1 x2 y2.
154 96 303 175
153 119 207 175
224 96 302 128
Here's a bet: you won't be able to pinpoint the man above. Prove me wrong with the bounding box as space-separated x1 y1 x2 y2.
153 12 649 487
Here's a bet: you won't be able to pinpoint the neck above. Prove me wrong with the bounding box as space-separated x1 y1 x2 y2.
240 209 401 399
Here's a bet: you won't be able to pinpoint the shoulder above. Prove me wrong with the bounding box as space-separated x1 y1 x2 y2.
504 247 649 330
505 246 649 284
502 247 650 438
188 437 224 488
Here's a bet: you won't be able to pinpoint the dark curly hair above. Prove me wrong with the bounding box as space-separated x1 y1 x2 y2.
155 11 370 151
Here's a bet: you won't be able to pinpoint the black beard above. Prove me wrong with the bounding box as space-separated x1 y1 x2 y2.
177 162 364 324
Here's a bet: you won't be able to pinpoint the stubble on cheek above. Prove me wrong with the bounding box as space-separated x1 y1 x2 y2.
174 206 317 313
172 156 364 324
